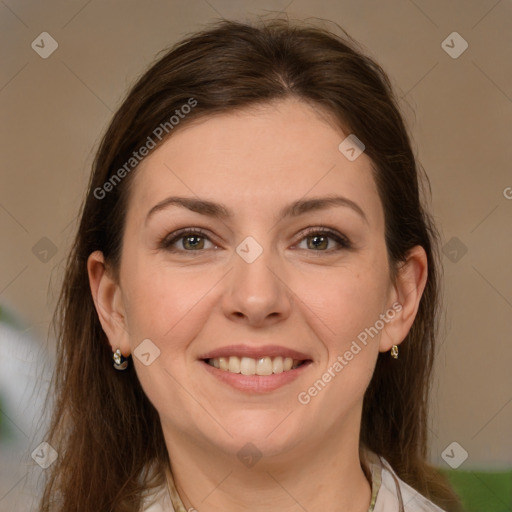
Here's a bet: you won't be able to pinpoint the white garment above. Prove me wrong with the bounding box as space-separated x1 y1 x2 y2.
373 456 446 511
141 452 446 512
141 484 173 512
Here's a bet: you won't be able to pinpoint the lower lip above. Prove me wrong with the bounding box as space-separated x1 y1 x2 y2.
200 360 312 393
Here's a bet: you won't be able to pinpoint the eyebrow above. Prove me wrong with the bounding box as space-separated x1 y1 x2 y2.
145 195 368 226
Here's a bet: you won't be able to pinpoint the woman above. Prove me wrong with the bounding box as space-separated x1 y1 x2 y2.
39 17 463 512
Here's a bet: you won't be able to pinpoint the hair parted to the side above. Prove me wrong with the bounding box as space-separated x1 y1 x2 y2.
39 16 462 512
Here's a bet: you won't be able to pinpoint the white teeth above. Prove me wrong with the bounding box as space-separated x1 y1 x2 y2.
256 356 273 375
272 356 284 374
240 357 255 375
207 355 305 375
228 356 241 373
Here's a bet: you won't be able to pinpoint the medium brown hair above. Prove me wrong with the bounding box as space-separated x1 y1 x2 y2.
39 17 462 511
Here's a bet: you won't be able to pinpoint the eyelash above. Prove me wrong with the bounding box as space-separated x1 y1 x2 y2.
158 227 352 254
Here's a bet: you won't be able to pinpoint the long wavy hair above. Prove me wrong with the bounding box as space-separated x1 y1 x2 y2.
39 17 463 511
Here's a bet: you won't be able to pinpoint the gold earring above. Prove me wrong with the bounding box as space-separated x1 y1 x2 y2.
113 348 129 370
390 345 399 359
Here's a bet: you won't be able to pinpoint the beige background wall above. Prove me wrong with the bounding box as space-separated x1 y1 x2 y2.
1 0 511 503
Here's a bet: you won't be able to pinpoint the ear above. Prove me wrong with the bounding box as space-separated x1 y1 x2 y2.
87 250 131 357
379 245 428 353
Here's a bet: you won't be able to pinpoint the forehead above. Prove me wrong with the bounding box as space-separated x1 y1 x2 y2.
126 98 382 227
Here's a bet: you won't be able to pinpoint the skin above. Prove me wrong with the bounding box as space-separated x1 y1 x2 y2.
88 97 427 512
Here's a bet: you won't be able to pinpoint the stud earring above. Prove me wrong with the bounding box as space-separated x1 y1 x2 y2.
390 345 399 359
113 349 129 370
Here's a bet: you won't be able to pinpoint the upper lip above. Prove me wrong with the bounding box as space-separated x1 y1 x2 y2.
199 344 312 361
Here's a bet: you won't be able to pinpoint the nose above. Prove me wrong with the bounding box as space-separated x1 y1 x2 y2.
221 240 292 327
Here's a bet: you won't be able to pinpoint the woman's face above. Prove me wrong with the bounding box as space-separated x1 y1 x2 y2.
92 98 412 461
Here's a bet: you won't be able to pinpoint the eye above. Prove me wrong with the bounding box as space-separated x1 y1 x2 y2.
158 226 351 254
295 227 351 252
158 228 217 252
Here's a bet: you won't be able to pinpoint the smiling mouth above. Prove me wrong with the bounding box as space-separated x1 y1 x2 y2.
204 356 310 376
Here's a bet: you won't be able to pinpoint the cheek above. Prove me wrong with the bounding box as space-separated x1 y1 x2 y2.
292 258 389 403
298 265 389 350
294 271 384 413
122 261 214 344
121 264 220 422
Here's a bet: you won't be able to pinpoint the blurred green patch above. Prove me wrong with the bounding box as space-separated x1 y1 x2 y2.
0 395 15 442
439 467 512 512
0 303 23 329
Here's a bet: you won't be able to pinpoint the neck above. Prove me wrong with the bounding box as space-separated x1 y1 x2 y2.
162 415 372 512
